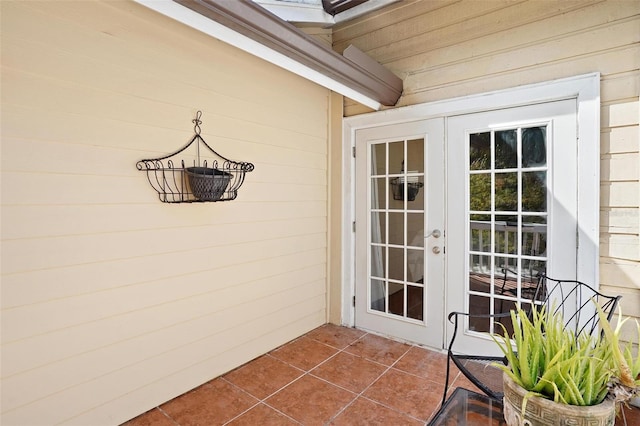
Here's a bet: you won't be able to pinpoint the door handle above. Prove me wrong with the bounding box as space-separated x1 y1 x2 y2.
425 229 441 239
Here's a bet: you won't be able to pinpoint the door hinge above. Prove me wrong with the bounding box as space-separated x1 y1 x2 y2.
352 221 356 232
352 146 356 158
352 295 356 306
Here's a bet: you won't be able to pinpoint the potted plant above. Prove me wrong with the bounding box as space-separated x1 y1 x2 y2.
492 305 640 426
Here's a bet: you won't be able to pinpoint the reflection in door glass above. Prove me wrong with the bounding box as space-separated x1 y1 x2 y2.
406 139 425 173
388 282 404 316
523 172 547 212
368 138 425 322
467 125 548 334
522 127 547 167
388 212 404 246
407 285 424 320
371 143 386 175
371 279 386 312
469 132 490 170
371 178 386 209
495 130 517 169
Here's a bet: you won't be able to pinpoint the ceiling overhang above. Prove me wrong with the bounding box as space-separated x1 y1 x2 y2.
134 0 402 110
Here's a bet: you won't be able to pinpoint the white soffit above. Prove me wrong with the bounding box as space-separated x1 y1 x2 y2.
252 0 398 25
134 0 383 110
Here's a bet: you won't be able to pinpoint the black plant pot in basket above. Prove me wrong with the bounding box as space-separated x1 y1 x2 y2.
185 167 232 201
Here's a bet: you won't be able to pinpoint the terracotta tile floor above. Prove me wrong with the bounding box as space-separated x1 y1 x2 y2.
123 324 640 426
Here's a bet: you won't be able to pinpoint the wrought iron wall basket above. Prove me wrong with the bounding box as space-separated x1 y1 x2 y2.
136 111 254 203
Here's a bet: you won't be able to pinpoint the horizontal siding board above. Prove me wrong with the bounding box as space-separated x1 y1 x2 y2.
2 263 326 378
600 153 639 182
602 99 640 128
601 181 640 208
601 125 639 155
2 231 326 301
600 208 640 234
600 259 640 288
600 286 640 319
601 70 640 101
600 234 640 261
1 204 326 241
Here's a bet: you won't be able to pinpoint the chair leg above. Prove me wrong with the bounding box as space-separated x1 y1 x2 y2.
440 352 452 408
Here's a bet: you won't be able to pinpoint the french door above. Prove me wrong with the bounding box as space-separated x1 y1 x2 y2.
354 119 444 347
446 99 578 355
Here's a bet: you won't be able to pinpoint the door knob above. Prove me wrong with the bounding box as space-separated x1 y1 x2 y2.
426 229 441 239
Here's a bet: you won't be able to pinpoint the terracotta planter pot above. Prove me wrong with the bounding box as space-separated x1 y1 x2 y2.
502 373 616 426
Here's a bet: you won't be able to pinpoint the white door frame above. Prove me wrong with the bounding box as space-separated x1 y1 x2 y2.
341 73 600 343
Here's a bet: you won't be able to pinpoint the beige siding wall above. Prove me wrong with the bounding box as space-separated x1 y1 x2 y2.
333 0 639 339
1 1 329 425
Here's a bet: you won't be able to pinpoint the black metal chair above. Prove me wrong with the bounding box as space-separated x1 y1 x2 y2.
441 274 622 407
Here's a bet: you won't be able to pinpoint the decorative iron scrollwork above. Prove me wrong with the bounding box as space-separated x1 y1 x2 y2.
136 111 254 203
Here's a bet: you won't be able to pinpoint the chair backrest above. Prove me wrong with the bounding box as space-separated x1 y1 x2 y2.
532 274 621 337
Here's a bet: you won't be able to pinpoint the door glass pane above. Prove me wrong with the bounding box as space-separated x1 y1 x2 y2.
368 137 426 323
494 215 517 254
388 247 404 281
470 132 490 171
405 175 424 206
371 245 386 278
370 279 386 312
522 126 546 167
388 282 404 316
407 285 423 320
372 143 386 175
407 213 424 247
389 182 404 210
495 172 518 211
522 216 546 257
467 126 549 335
469 174 491 211
388 212 404 246
407 248 423 283
470 214 491 252
495 129 517 169
406 139 424 173
523 171 547 212
389 142 404 174
371 177 386 209
371 212 386 244
468 294 490 332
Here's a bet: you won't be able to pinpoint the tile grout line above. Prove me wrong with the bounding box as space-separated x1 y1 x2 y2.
156 406 181 426
220 375 303 426
324 336 429 424
221 329 366 425
261 331 371 424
